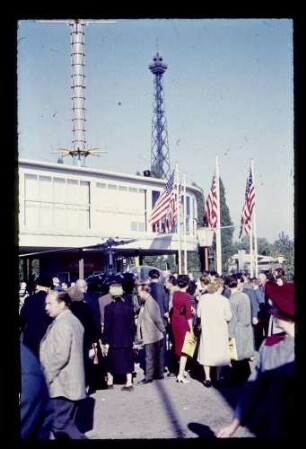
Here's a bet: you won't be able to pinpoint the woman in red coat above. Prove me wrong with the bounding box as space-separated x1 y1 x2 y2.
171 274 193 383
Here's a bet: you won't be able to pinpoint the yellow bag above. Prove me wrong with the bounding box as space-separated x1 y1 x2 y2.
229 337 238 360
181 331 197 357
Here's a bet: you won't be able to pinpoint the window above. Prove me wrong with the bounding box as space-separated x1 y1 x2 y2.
25 174 38 200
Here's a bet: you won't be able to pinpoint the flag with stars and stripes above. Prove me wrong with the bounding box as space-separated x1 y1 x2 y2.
239 168 255 238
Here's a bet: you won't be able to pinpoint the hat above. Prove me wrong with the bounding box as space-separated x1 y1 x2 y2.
34 276 51 288
265 281 295 318
108 274 123 286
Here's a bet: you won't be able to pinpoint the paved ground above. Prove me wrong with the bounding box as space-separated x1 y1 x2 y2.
79 364 255 440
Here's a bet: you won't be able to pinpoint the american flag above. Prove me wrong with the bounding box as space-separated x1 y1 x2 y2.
239 168 255 238
150 170 177 233
204 174 218 228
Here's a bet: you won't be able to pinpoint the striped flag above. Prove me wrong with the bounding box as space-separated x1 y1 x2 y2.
239 168 255 238
204 174 218 228
150 170 177 233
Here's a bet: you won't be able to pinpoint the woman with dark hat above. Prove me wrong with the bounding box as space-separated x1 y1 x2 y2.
103 277 136 391
217 281 295 438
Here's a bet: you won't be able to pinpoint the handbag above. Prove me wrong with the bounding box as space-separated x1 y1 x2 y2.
181 331 197 357
229 337 238 360
193 316 202 338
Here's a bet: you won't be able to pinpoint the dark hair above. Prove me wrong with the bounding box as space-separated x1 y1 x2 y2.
227 275 238 289
148 269 160 279
138 283 151 293
177 274 190 288
166 275 177 286
57 291 72 307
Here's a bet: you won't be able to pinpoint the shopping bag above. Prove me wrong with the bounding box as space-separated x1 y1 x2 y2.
181 331 197 357
229 337 238 360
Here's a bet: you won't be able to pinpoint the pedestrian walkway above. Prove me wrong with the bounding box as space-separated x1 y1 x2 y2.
83 369 255 439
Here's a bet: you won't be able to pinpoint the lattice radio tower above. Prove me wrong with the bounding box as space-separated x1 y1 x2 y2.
149 51 171 179
40 19 113 166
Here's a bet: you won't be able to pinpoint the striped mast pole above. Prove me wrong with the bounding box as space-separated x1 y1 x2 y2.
215 155 222 275
176 163 182 274
251 159 258 277
183 173 187 274
249 163 254 277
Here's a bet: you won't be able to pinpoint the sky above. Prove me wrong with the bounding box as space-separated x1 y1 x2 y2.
17 19 294 244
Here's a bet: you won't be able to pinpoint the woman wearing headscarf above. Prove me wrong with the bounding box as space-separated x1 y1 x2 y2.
217 281 295 438
103 279 135 391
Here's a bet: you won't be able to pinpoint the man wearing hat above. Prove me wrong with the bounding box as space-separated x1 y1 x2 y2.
217 281 295 438
20 276 52 358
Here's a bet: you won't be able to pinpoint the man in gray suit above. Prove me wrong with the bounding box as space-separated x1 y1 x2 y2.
136 284 166 384
39 290 87 439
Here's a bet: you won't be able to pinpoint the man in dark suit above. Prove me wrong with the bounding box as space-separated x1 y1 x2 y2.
20 342 53 439
20 276 52 358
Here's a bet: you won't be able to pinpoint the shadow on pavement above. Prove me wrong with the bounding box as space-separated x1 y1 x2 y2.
188 422 216 438
76 396 95 433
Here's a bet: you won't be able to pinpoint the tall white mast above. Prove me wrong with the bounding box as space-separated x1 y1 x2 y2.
215 155 222 274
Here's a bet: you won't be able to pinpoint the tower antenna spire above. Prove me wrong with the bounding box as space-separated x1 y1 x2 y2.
149 51 171 179
39 19 114 166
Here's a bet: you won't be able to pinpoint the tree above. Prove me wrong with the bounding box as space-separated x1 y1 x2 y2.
271 232 294 280
218 178 234 273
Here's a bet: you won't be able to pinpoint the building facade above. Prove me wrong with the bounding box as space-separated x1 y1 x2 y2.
19 159 202 282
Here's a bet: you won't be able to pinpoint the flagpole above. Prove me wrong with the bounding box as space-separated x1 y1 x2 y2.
183 174 187 274
251 159 258 277
176 163 182 274
215 155 222 274
249 229 254 277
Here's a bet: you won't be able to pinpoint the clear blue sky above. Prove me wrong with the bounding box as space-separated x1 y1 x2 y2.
17 19 294 244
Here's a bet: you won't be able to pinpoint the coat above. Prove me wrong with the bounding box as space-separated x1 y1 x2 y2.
228 290 255 360
197 292 232 366
39 309 86 401
235 334 294 437
137 295 165 345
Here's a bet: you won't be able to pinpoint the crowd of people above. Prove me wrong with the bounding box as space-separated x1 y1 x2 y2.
19 265 295 439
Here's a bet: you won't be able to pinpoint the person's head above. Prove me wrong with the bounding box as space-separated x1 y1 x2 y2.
68 284 84 302
149 269 160 281
52 276 60 286
177 274 190 290
19 281 27 291
137 283 151 302
265 281 294 328
206 278 223 294
109 283 124 298
75 279 88 293
274 267 285 278
275 275 286 286
34 276 51 292
227 275 238 290
258 272 267 286
165 275 177 291
45 290 71 318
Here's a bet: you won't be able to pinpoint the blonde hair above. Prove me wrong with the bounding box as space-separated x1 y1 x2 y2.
206 279 223 294
109 284 124 297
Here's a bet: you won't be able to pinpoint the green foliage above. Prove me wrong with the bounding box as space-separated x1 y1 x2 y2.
271 232 294 280
143 255 176 272
219 178 234 273
187 251 202 279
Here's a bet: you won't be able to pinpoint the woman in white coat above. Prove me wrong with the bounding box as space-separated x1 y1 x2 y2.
197 279 232 387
